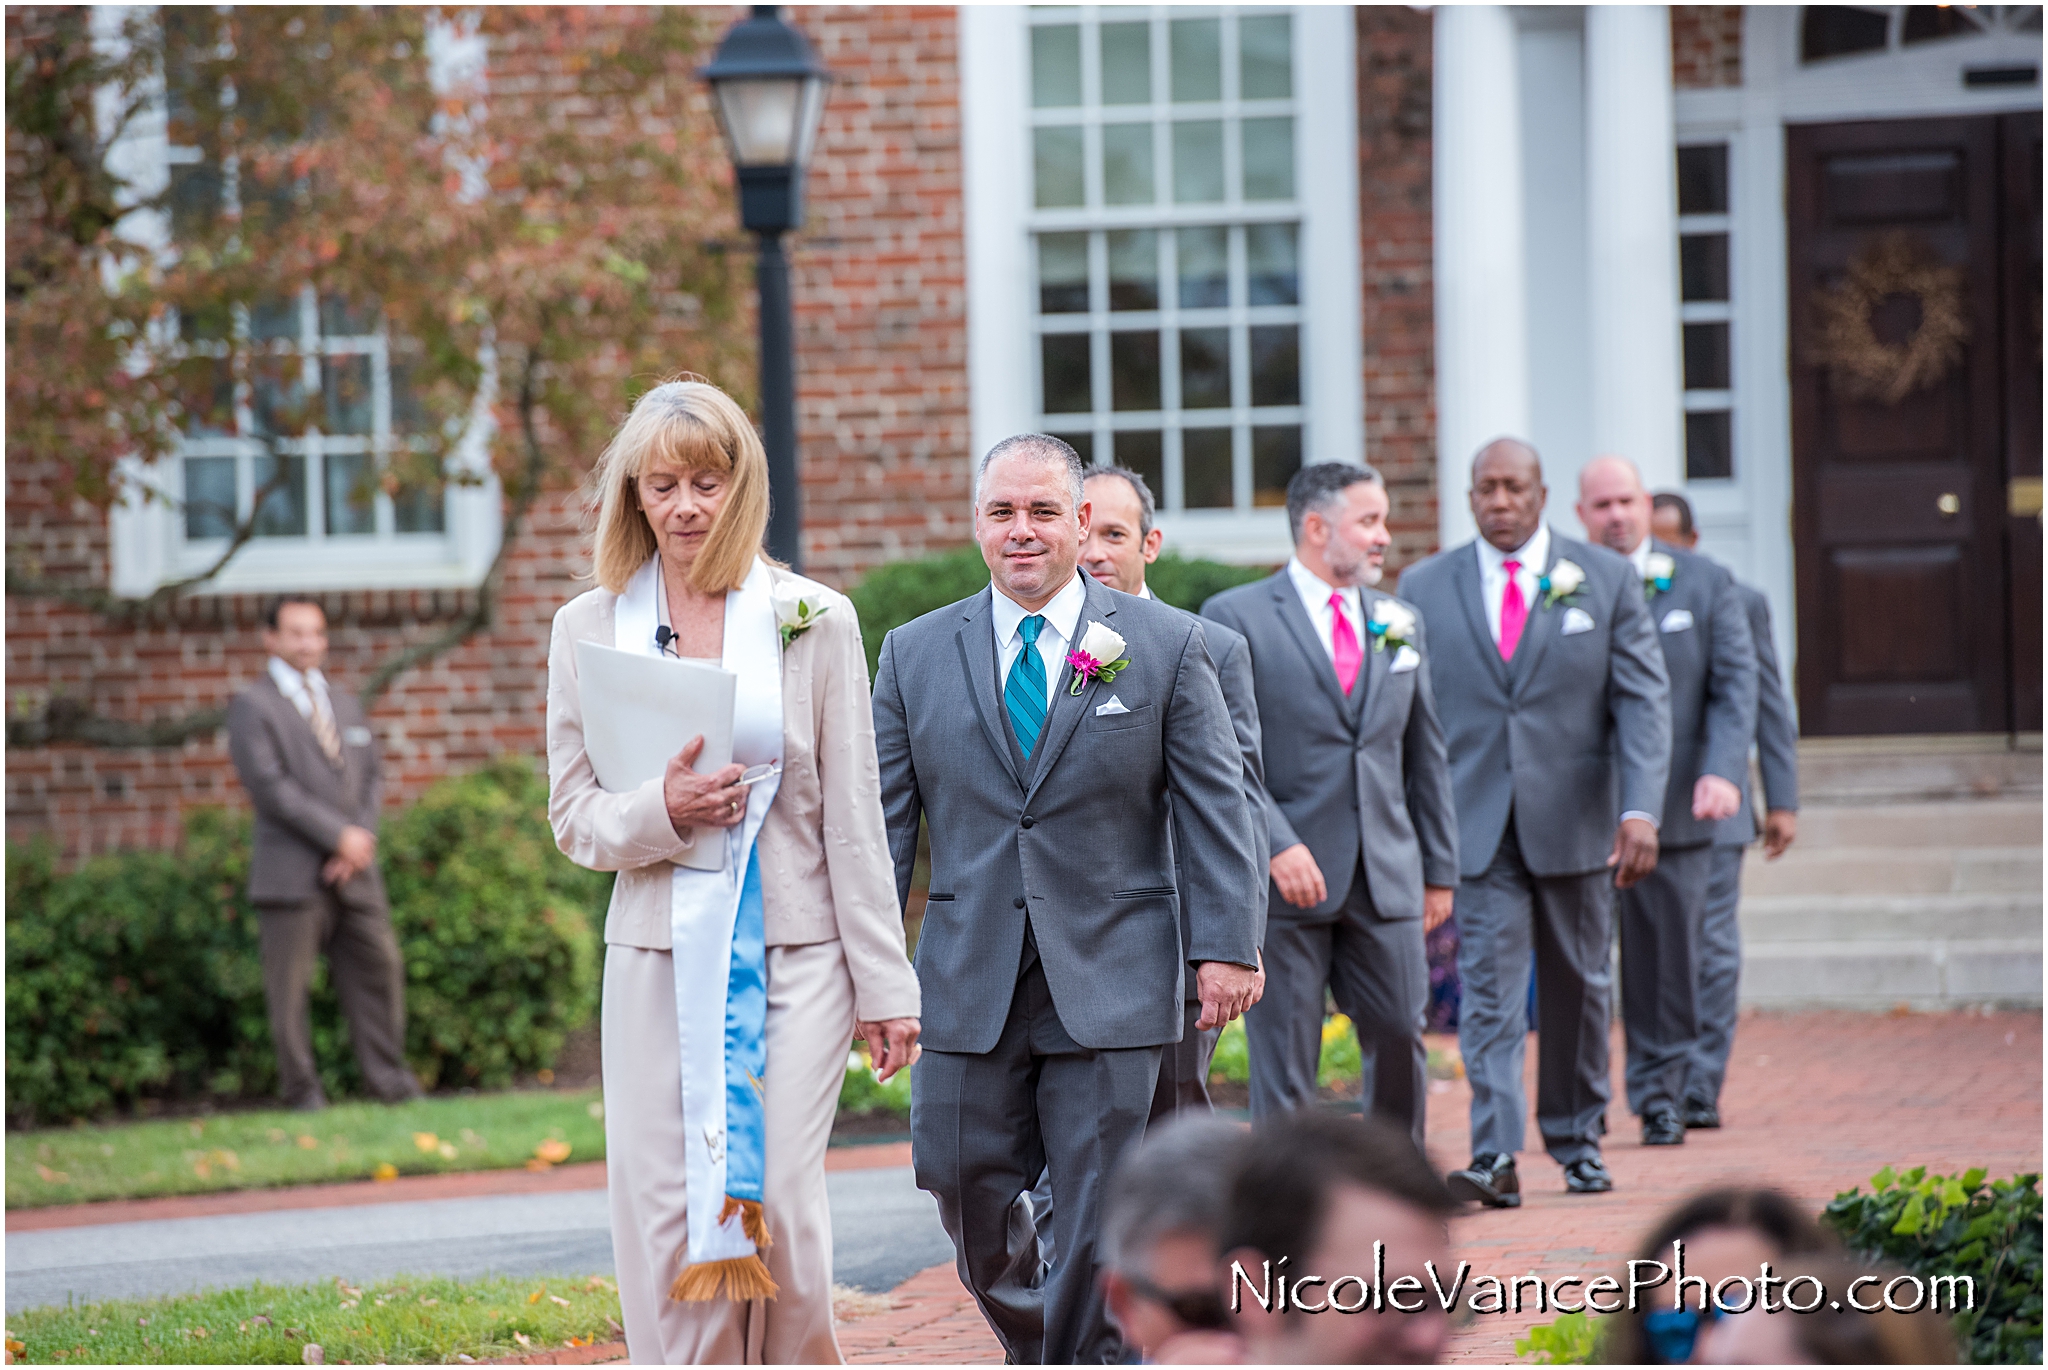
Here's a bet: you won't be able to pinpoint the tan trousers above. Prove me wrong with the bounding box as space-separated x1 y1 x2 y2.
257 881 420 1108
604 939 857 1365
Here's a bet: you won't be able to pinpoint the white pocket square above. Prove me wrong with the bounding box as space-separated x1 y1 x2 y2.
1560 607 1597 636
1389 645 1421 674
1094 694 1131 716
1660 609 1695 633
342 725 373 747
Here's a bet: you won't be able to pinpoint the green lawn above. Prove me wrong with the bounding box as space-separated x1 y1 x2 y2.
3 1273 622 1365
6 1089 606 1209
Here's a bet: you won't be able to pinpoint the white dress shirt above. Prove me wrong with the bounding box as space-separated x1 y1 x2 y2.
1285 557 1363 665
1474 524 1549 648
993 570 1088 713
268 656 335 724
1625 537 1652 580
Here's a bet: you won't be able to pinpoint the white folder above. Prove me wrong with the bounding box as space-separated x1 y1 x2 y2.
573 639 737 872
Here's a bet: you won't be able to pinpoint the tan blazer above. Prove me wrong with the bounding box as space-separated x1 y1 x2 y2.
546 563 920 1023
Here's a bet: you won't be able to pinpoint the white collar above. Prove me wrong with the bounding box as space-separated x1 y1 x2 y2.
991 568 1088 647
267 656 329 700
1286 556 1360 607
1138 582 1154 600
1622 536 1652 579
1476 524 1550 575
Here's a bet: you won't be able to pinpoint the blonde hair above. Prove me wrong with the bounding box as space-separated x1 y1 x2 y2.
588 378 772 595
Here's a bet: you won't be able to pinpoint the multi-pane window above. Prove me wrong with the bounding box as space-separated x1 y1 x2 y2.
1028 8 1304 512
1677 142 1734 481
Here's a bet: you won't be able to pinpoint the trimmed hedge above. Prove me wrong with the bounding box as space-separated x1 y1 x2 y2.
6 757 610 1127
847 543 1270 675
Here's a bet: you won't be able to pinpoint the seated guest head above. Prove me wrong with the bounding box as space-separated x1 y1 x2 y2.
1605 1186 1836 1365
1575 455 1654 558
1285 461 1392 589
1080 466 1163 596
1100 1115 1249 1360
974 433 1090 609
1215 1110 1458 1364
1692 1252 1959 1365
1650 491 1699 550
1467 438 1546 553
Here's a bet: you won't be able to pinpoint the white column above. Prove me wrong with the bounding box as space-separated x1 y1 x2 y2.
1585 5 1683 490
1433 5 1530 550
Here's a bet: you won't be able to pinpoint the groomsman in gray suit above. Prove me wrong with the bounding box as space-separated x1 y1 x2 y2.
1576 458 1756 1147
1078 465 1272 1120
1399 439 1670 1206
1202 462 1458 1149
1652 492 1800 1129
873 435 1263 1364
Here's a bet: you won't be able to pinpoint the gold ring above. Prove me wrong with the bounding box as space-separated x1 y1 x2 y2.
729 800 740 816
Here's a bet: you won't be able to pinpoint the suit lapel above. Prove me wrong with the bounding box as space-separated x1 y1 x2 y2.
954 590 1023 790
1451 547 1512 692
262 673 334 774
1509 530 1566 694
1023 576 1107 801
1271 575 1355 728
1354 591 1391 731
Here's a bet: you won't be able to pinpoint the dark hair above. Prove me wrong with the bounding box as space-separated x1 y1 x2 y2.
1084 465 1158 540
1284 461 1384 545
1102 1114 1247 1272
1782 1253 1959 1365
1651 491 1696 539
264 595 326 630
1602 1188 1836 1364
1217 1110 1454 1271
976 433 1087 506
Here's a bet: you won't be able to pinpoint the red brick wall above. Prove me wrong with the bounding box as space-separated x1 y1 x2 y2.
1356 7 1438 574
1672 6 1744 90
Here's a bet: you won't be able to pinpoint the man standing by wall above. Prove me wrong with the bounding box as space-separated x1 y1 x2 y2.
1399 439 1670 1205
1202 462 1457 1150
1577 459 1756 1148
1652 491 1800 1129
226 597 421 1111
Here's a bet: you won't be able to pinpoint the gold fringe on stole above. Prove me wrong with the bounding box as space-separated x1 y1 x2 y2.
719 1194 773 1249
668 1254 779 1303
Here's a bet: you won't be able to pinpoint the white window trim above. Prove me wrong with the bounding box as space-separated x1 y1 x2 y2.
961 4 1360 565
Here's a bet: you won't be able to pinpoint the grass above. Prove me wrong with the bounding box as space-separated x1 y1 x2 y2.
3 1273 622 1365
6 1089 606 1210
1208 1016 1466 1089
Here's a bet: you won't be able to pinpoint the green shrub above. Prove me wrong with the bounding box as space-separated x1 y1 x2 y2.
1515 1311 1600 1364
1822 1165 2043 1364
5 757 610 1126
837 1044 913 1121
846 544 1270 675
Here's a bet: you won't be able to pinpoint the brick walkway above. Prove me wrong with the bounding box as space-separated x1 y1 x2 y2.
829 1009 2041 1364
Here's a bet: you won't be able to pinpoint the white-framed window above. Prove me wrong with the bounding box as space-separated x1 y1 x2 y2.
961 5 1361 563
1677 140 1735 481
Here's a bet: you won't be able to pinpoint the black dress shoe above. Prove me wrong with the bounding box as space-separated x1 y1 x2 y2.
1446 1153 1521 1208
1562 1156 1614 1193
1682 1100 1722 1130
1642 1107 1686 1146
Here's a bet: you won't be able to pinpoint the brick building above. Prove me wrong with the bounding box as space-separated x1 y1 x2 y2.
8 5 2041 859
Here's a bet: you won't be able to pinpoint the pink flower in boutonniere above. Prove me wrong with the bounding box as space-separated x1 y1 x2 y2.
1065 621 1131 696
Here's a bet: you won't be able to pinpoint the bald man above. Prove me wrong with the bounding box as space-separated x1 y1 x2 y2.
1399 440 1670 1205
1575 458 1756 1147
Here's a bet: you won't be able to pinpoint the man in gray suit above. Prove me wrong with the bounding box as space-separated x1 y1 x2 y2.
1576 458 1756 1147
1202 462 1458 1150
1398 439 1670 1206
1652 492 1800 1129
873 435 1262 1364
1079 465 1272 1120
226 596 421 1111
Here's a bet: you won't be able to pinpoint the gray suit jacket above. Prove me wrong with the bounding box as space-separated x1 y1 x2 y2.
1719 581 1801 845
226 674 383 906
1398 528 1672 880
1202 573 1458 922
872 573 1263 1053
1643 541 1757 851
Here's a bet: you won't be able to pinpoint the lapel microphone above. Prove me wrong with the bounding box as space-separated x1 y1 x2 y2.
654 625 676 655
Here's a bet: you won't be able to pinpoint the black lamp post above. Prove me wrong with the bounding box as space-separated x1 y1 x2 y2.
701 6 830 571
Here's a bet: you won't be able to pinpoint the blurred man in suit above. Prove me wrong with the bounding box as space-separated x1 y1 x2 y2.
1652 492 1800 1129
1399 439 1669 1205
1080 466 1272 1120
227 597 420 1111
1577 459 1756 1147
1203 462 1457 1150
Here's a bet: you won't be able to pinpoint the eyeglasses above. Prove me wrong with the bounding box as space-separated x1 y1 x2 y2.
1122 1273 1229 1331
1644 1305 1724 1364
737 762 782 787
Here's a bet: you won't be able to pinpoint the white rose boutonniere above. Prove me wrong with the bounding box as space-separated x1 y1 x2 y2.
772 583 831 646
1065 621 1131 695
1365 598 1418 653
1539 559 1586 608
1644 551 1676 597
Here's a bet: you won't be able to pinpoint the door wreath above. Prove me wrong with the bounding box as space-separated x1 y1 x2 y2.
1809 231 1970 406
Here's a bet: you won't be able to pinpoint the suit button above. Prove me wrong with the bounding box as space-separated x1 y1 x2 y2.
1020 815 1036 829
1014 897 1027 909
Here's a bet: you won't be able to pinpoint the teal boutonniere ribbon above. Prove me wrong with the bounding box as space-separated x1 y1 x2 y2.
1644 551 1677 599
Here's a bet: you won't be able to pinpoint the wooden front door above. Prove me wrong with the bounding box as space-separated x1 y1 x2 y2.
1788 113 2041 736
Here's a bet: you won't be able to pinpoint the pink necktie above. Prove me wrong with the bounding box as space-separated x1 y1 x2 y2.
1329 592 1363 694
1499 560 1528 661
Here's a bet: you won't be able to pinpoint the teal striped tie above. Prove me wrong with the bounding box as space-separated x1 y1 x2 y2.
1005 615 1049 759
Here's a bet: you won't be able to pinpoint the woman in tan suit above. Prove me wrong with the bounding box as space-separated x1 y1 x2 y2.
548 379 921 1363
